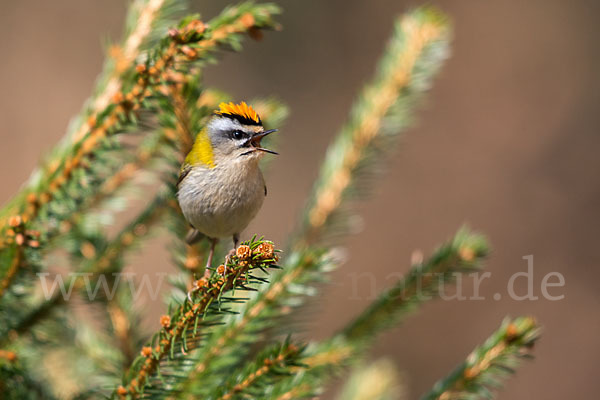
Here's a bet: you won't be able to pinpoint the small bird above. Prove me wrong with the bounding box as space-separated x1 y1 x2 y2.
177 102 277 276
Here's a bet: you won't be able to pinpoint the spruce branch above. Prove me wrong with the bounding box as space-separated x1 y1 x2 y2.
174 250 337 396
0 2 280 297
0 0 179 224
421 317 540 400
115 238 280 399
342 228 488 343
0 356 58 400
52 130 170 250
293 6 451 247
0 192 172 344
266 228 488 398
180 8 452 385
214 339 304 400
180 11 453 390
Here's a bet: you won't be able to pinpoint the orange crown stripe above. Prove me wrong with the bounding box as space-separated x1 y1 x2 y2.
216 101 261 124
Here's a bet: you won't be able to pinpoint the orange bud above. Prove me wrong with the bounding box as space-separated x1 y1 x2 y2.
240 13 255 28
459 246 475 262
236 245 252 260
464 367 478 379
255 242 274 259
141 346 153 357
112 92 124 103
506 323 518 340
195 278 207 288
8 215 22 227
160 315 171 328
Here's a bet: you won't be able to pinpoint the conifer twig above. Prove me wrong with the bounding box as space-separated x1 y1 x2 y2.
0 193 172 343
342 228 488 342
0 0 177 225
294 6 451 247
421 317 540 400
175 250 333 394
115 239 280 398
181 8 452 388
214 340 303 400
267 228 488 398
0 2 280 297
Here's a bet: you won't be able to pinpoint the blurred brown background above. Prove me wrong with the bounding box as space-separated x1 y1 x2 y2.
1 0 599 398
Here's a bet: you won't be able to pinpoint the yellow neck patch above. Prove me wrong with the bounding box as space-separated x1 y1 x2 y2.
185 127 215 168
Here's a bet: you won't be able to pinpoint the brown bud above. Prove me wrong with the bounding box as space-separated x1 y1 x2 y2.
248 27 263 41
133 224 147 236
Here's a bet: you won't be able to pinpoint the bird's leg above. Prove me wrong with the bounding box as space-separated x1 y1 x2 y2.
188 237 218 302
225 233 240 265
204 237 218 278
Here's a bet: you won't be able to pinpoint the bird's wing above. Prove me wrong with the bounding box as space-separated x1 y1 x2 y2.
177 164 192 188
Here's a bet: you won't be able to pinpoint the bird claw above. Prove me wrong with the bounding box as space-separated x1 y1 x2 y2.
225 248 236 266
187 280 199 303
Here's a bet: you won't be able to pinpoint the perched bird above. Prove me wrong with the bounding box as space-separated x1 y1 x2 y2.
177 102 277 275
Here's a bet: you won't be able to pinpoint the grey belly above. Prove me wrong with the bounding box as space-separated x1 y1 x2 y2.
177 167 265 239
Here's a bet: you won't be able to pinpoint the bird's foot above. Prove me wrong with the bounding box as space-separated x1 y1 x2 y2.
186 283 198 303
225 248 237 266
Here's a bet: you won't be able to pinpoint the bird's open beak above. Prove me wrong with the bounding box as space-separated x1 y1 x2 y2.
250 129 279 155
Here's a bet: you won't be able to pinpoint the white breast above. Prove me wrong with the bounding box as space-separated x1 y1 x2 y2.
177 159 265 239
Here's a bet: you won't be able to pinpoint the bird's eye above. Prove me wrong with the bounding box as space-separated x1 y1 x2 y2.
231 130 245 140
